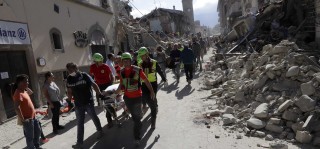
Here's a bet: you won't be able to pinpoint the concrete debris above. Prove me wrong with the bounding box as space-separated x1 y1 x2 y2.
224 106 234 114
300 81 315 96
265 134 274 141
222 114 236 125
254 103 269 119
285 66 300 78
282 110 298 121
291 122 304 133
277 100 293 113
265 123 284 133
236 134 243 139
203 39 320 146
295 131 312 143
247 117 266 129
268 118 281 125
255 131 266 138
269 141 289 149
295 95 316 112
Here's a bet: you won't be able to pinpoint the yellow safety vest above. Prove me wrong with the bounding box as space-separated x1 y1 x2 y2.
139 59 157 83
120 66 141 92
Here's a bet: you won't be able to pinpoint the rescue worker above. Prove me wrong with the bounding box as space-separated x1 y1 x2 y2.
89 53 114 106
114 52 155 146
89 53 115 128
138 47 167 129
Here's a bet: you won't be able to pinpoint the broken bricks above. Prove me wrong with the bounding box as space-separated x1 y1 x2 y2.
203 40 320 146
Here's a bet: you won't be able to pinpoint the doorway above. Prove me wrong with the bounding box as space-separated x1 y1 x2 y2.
0 51 30 118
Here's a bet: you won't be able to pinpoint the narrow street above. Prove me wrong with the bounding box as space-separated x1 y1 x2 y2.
8 49 304 149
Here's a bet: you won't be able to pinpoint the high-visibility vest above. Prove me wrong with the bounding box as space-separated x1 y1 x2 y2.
120 66 141 92
139 59 157 83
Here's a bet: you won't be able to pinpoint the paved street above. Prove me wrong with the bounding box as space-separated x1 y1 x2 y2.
9 49 305 149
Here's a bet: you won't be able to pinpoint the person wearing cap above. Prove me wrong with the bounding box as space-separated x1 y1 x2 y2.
113 52 155 146
89 53 115 128
90 53 114 104
138 47 167 129
180 41 195 85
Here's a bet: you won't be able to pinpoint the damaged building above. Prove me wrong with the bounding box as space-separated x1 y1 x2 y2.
216 0 318 54
139 7 192 35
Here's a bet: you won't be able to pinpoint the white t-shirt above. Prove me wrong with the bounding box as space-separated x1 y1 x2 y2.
106 59 116 77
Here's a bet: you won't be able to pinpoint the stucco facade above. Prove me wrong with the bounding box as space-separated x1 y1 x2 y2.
0 0 115 121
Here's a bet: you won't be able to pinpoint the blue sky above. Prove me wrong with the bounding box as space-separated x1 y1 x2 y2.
129 0 219 27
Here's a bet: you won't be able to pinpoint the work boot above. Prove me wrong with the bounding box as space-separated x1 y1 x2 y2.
72 143 83 149
151 118 156 129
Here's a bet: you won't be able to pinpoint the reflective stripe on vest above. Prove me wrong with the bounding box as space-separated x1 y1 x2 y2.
139 59 157 83
121 66 141 92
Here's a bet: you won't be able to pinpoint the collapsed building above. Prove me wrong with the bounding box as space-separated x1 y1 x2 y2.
203 0 320 147
216 0 318 54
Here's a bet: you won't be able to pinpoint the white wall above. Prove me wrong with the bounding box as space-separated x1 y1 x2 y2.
150 18 163 32
23 0 114 73
1 0 114 73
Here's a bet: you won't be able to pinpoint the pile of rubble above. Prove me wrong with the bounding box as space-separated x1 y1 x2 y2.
204 40 320 146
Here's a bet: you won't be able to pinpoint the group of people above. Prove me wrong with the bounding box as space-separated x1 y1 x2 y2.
168 37 208 84
11 35 208 149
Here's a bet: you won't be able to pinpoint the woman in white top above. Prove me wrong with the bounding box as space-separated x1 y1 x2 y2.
43 72 64 134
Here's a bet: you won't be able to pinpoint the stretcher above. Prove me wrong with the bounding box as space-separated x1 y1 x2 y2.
101 84 129 128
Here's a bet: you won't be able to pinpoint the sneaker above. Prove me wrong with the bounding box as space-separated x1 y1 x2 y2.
188 80 191 85
72 143 83 149
40 138 50 144
97 131 104 139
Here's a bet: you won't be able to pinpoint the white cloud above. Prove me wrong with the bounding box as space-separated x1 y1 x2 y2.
193 0 219 10
129 0 219 26
131 9 152 17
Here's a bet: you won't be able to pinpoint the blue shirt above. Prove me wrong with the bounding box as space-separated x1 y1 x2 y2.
66 72 94 106
180 47 195 64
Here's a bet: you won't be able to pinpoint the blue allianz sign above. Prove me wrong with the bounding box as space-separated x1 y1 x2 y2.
0 20 31 45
